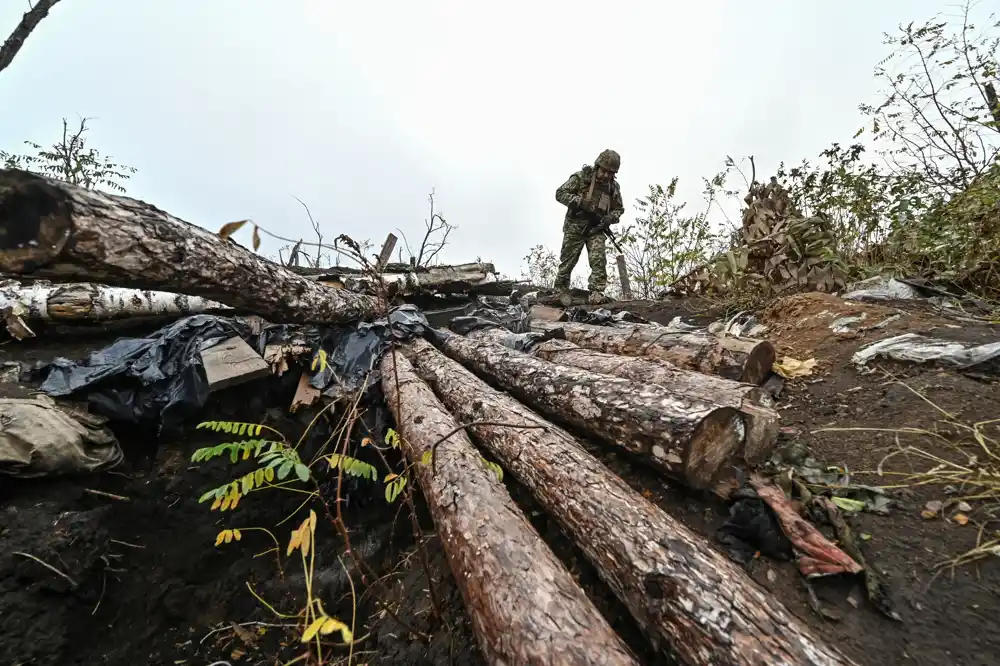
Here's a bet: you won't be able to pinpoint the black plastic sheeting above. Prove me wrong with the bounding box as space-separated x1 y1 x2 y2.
716 485 794 565
561 306 650 325
32 306 429 437
447 315 563 352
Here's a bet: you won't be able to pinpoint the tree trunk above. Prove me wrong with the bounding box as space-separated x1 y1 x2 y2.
405 338 856 666
0 280 234 323
434 330 745 489
466 327 780 465
529 320 775 385
378 351 638 666
0 169 379 324
304 262 502 296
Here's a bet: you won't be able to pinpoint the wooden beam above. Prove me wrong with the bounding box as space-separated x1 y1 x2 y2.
201 336 271 393
375 233 398 272
616 254 632 300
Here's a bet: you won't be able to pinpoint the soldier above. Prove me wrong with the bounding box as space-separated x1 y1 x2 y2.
553 149 624 305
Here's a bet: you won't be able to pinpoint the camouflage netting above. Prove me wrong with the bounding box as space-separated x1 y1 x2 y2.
668 177 848 299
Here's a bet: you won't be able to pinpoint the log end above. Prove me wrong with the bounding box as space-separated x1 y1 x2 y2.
0 170 73 274
685 407 745 489
739 340 777 385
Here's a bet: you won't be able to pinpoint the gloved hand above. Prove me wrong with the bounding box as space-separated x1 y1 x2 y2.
595 214 615 232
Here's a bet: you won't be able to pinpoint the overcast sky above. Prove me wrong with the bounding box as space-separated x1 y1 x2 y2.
0 0 980 279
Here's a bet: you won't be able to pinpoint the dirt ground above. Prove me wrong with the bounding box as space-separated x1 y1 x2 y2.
2 294 999 665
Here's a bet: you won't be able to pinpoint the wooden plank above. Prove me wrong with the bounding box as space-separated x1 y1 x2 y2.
376 233 398 271
289 372 321 413
528 304 564 322
616 254 632 300
201 336 271 393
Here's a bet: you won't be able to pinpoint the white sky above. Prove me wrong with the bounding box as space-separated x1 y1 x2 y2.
0 0 977 279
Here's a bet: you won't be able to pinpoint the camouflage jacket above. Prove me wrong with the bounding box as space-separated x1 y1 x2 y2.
555 164 625 226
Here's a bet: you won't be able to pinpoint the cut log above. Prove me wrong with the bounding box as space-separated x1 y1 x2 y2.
0 280 233 323
0 169 379 324
433 330 745 489
405 338 856 666
201 336 271 393
530 320 775 385
378 351 638 666
466 326 780 465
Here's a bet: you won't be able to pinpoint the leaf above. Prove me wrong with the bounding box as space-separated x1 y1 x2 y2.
361 437 372 447
232 529 242 541
420 450 433 466
302 617 327 643
215 530 230 547
952 513 969 526
218 219 248 240
264 466 275 483
320 617 353 642
383 473 399 483
252 224 261 252
278 460 293 480
773 357 818 379
831 496 866 513
294 463 311 483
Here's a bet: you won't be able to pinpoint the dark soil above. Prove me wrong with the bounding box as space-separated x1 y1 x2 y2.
3 295 999 666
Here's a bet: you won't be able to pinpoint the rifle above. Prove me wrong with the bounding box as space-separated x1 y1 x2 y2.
583 217 625 254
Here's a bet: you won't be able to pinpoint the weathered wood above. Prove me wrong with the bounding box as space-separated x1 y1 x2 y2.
466 326 780 465
616 254 632 300
0 280 233 323
434 330 745 489
530 320 776 385
379 351 638 666
311 262 500 296
289 372 321 413
405 338 856 666
0 169 379 324
201 336 271 393
375 233 398 271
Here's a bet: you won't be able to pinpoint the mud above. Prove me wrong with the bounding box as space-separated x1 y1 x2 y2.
3 295 1000 666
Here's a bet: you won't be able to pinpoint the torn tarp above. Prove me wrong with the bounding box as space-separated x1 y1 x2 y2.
35 314 251 435
447 315 558 352
0 393 122 478
33 306 430 436
303 305 429 398
852 332 1000 374
561 306 650 325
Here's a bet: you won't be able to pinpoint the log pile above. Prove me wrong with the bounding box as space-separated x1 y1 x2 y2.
0 170 866 665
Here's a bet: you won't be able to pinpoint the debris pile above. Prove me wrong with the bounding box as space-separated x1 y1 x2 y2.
6 167 999 665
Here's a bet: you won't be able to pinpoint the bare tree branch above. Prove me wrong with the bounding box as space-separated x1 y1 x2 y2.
0 0 65 77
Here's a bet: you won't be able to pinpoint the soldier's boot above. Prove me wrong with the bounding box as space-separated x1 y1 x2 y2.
587 290 607 305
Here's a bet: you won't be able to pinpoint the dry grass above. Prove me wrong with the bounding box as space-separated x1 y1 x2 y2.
813 379 1000 573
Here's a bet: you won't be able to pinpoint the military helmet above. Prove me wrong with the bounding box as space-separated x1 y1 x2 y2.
595 149 621 173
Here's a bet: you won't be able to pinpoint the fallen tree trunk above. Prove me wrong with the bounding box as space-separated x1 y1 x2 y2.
314 263 500 297
433 330 745 489
379 351 637 666
405 338 856 666
0 280 234 323
0 169 379 324
529 319 775 385
466 326 780 465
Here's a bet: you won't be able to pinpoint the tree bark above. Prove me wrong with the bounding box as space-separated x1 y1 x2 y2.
405 338 856 666
0 280 234 323
433 330 745 489
379 351 638 666
300 262 502 296
529 320 775 385
466 327 780 465
0 169 379 324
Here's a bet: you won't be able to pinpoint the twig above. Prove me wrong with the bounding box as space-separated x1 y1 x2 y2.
0 0 63 77
13 551 78 587
84 488 130 502
108 538 144 549
429 420 547 476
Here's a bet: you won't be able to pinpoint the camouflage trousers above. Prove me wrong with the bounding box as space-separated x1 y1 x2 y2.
554 219 607 292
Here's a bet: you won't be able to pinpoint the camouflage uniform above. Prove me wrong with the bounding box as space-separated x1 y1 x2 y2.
553 150 624 294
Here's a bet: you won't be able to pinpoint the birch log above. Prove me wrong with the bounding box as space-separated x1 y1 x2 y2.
465 326 780 465
405 338 856 666
0 280 233 323
0 169 378 324
433 330 745 489
379 352 638 666
529 320 775 385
